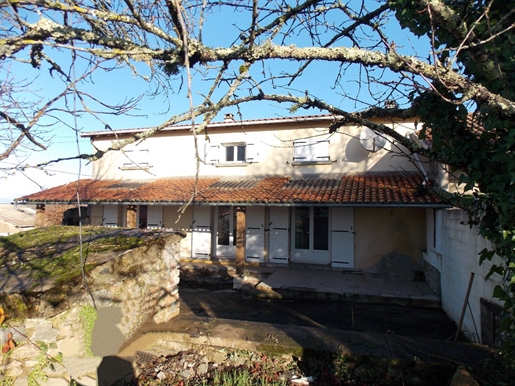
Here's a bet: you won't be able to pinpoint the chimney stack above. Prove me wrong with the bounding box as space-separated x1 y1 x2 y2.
224 113 235 122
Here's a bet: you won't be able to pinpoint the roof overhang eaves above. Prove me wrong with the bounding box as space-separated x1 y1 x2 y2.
80 114 337 138
14 200 450 209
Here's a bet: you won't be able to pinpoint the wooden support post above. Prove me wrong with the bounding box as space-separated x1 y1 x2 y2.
126 205 138 229
35 204 46 227
235 206 246 276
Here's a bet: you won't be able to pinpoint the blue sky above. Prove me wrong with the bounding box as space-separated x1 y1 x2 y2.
0 2 429 202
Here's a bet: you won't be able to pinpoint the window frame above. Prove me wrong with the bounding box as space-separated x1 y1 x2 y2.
205 141 259 166
223 143 247 163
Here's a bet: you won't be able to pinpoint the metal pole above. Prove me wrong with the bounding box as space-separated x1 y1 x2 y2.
455 272 475 342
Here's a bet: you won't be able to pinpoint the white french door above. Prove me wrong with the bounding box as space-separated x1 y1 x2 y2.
191 206 212 260
246 206 265 263
269 207 290 264
291 207 330 264
147 205 163 229
331 207 355 268
103 205 118 227
216 206 236 259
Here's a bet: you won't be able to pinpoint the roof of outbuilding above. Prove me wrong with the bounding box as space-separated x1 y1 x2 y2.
15 173 446 207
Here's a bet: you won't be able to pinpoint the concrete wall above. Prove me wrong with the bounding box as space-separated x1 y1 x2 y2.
355 207 426 270
90 118 420 180
424 208 503 343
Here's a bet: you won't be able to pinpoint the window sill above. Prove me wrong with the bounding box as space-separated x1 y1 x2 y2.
215 162 250 167
292 160 333 166
119 165 153 170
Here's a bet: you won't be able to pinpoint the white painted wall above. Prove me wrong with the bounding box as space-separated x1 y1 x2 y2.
424 208 503 343
90 118 420 180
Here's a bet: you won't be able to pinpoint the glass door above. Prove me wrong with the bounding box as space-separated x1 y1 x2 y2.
291 207 330 264
216 206 236 258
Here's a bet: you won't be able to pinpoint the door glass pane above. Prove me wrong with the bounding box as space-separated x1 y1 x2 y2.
218 206 230 245
313 207 329 250
237 145 246 161
295 207 310 249
139 205 148 229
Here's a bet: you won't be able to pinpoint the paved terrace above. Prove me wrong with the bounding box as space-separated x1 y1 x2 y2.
180 256 440 308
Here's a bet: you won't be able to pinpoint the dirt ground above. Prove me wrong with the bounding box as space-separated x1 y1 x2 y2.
128 285 472 385
177 286 460 341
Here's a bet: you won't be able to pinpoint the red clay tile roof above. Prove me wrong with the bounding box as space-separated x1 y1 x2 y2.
16 173 445 207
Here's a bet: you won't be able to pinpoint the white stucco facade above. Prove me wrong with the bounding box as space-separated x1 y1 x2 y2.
88 117 420 180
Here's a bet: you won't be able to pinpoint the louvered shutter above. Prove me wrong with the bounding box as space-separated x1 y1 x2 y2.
246 143 259 162
313 140 330 161
293 140 309 161
205 143 220 164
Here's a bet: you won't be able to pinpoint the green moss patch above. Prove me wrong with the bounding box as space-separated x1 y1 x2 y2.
0 226 155 287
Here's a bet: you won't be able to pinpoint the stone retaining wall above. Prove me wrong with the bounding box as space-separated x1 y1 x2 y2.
0 231 183 385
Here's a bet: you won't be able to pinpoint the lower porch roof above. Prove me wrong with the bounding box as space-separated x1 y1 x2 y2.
15 173 448 208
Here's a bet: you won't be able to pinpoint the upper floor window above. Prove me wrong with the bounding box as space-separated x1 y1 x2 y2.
293 138 331 165
120 148 152 170
206 142 259 166
225 144 246 162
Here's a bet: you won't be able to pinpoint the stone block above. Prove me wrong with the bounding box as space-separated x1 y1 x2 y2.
63 356 102 380
153 306 180 324
450 368 479 386
233 276 247 290
0 327 27 343
75 376 97 386
1 360 24 377
45 378 69 386
10 343 40 360
31 325 59 343
158 293 179 308
14 378 28 386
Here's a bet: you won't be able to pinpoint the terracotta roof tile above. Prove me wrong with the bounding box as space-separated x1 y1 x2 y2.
16 173 445 206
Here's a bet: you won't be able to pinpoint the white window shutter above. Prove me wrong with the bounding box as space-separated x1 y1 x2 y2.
205 143 220 164
293 140 309 161
123 149 135 168
136 149 150 167
313 140 330 161
123 148 150 168
246 143 259 162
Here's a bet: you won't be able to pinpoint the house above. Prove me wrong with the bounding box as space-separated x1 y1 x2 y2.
16 113 447 274
15 112 507 344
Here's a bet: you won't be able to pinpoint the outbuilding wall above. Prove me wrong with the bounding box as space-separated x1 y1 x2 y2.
424 208 503 343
